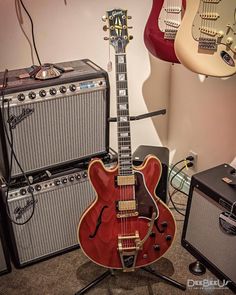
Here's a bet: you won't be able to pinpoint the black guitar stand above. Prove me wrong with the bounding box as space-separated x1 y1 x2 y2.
75 108 186 294
75 266 186 295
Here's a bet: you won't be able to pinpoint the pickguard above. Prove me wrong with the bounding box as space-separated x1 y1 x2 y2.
134 171 159 220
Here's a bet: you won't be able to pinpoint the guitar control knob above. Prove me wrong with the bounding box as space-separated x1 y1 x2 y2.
150 232 156 238
19 188 27 195
35 184 42 191
28 91 36 99
82 172 87 178
61 178 68 184
54 179 61 186
49 88 57 95
17 93 25 101
153 244 160 251
69 84 76 92
75 174 81 180
69 176 75 182
166 235 172 241
161 221 168 228
39 89 46 97
59 86 67 94
226 37 233 45
217 31 224 38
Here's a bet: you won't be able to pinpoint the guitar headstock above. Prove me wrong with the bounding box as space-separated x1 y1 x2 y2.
102 9 133 54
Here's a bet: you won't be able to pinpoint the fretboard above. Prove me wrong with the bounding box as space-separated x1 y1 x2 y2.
115 54 133 176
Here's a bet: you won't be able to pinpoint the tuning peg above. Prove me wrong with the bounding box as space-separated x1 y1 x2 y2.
127 16 132 19
102 15 107 22
103 25 109 31
104 37 109 41
129 35 134 40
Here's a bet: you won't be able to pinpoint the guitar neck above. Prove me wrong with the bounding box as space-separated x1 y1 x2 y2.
115 53 133 176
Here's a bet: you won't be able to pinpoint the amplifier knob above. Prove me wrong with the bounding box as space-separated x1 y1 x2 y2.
28 91 36 99
27 186 34 193
69 176 75 182
75 174 81 180
82 172 87 178
39 90 46 97
49 88 57 96
59 86 67 94
19 188 27 195
61 178 68 184
69 84 76 92
17 93 25 101
54 179 61 186
35 184 42 191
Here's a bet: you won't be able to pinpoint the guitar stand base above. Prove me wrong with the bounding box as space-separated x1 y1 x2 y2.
74 266 186 295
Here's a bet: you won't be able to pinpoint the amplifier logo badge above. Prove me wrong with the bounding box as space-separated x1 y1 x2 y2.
14 199 38 220
8 107 34 129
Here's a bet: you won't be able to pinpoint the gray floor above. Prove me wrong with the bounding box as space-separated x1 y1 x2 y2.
0 194 234 295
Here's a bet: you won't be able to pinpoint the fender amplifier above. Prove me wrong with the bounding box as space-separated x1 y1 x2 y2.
182 164 236 292
0 59 109 179
1 157 116 267
0 211 11 275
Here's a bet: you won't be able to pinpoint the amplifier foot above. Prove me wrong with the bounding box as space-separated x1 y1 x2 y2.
189 261 206 276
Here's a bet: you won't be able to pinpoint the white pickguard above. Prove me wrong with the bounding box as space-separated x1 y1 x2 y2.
158 0 183 39
175 0 236 77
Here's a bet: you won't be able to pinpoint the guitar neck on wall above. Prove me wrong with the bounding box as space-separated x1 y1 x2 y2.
175 0 236 77
144 0 186 63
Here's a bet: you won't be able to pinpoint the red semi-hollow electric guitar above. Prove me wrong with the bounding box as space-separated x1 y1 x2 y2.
78 9 176 272
144 0 186 63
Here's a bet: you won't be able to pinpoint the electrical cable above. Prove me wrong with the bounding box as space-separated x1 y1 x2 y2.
19 0 42 65
1 70 36 225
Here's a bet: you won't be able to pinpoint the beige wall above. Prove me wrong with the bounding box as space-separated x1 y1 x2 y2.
0 0 235 172
0 0 170 154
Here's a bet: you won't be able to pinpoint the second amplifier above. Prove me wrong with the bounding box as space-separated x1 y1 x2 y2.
1 158 116 267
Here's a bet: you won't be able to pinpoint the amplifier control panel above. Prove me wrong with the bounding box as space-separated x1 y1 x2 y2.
2 78 106 107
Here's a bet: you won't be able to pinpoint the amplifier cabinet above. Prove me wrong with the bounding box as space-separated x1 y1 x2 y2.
0 59 109 179
182 164 236 292
0 211 11 275
132 145 169 203
1 160 116 267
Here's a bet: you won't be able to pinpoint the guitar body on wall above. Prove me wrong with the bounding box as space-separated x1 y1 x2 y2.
144 0 186 63
175 0 236 77
78 9 176 272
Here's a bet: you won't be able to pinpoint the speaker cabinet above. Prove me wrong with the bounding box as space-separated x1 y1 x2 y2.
1 159 116 267
0 212 11 275
0 59 109 179
182 164 236 292
132 145 169 203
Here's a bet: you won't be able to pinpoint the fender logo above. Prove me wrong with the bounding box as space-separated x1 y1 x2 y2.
14 199 38 220
8 108 34 129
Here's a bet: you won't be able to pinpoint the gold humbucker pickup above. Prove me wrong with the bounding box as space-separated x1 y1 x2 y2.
117 175 135 186
116 200 138 218
118 200 137 211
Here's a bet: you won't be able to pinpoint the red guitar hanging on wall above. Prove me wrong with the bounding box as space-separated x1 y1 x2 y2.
78 9 176 272
144 0 186 63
